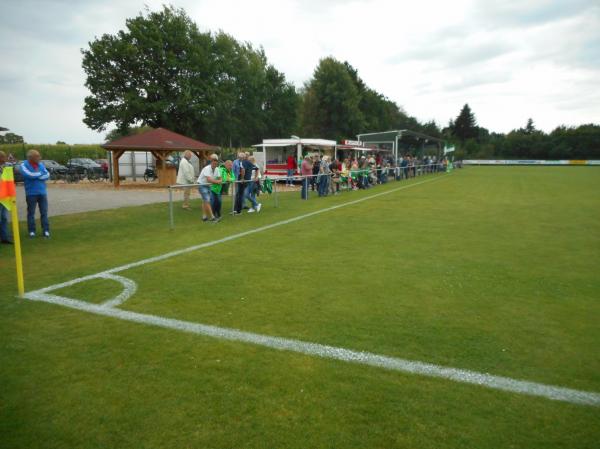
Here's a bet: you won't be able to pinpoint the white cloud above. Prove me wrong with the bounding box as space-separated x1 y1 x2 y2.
0 0 598 143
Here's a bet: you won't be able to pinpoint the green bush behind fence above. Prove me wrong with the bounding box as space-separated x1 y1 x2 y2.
0 144 107 165
1 144 264 167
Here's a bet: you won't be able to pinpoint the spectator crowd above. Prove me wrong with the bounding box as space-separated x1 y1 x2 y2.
0 147 449 247
176 151 449 222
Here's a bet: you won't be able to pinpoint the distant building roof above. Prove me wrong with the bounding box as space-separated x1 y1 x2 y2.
357 129 444 143
252 137 336 147
102 127 217 151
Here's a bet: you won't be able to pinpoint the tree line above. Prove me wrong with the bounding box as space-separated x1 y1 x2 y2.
78 5 599 159
0 132 24 144
445 104 600 160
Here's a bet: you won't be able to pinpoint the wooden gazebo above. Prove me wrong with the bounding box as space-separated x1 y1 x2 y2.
102 127 218 187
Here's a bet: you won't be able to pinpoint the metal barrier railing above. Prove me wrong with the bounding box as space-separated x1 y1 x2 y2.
166 163 447 229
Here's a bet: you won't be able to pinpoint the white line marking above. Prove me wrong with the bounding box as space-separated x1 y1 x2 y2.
97 274 138 308
22 173 600 407
36 273 138 309
23 291 600 407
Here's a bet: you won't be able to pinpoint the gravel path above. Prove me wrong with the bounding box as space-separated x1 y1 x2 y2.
16 184 170 220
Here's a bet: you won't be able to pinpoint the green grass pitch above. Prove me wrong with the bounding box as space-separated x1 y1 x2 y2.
1 167 599 448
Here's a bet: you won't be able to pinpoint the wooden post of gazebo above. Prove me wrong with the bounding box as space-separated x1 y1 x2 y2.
102 128 218 188
111 150 125 187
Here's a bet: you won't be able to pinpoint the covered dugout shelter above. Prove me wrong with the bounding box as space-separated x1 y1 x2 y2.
102 127 218 187
356 130 445 162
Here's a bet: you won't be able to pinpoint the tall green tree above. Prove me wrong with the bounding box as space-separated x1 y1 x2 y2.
343 61 424 134
452 103 478 141
525 118 536 134
82 5 298 147
82 6 214 137
421 120 443 139
262 66 299 138
300 57 364 141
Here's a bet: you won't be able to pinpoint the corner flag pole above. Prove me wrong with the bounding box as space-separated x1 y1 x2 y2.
11 197 25 296
1 166 25 296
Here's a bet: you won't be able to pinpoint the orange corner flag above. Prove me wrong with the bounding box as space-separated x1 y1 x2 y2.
0 164 17 210
0 165 25 296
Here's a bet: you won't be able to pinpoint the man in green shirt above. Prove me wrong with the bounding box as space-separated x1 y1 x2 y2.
210 160 235 219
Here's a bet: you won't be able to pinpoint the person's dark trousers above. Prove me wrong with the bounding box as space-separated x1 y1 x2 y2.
234 181 245 213
310 176 316 191
318 175 327 196
361 175 368 189
301 177 309 200
210 191 222 218
26 194 49 234
0 204 10 241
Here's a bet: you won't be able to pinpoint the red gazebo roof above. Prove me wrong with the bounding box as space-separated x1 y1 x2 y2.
102 127 217 151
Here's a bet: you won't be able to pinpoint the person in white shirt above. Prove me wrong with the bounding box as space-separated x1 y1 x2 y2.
197 154 222 222
176 150 195 210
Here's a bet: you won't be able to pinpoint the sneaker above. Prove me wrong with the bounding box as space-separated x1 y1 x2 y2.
29 232 36 238
202 217 208 222
1 239 13 244
256 203 262 213
43 231 51 239
247 208 255 213
209 216 220 223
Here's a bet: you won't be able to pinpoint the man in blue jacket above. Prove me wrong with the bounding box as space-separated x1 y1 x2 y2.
21 149 51 238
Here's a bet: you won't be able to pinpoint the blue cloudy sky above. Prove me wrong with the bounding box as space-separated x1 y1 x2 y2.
1 0 599 143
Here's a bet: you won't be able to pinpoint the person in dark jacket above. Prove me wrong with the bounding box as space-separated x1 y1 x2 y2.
401 156 409 179
232 152 246 215
21 149 51 238
310 154 320 191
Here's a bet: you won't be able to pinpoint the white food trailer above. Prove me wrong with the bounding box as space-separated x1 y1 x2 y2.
335 140 373 161
252 137 337 178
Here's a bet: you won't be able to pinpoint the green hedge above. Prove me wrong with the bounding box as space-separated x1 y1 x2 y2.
0 144 107 165
0 144 256 165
